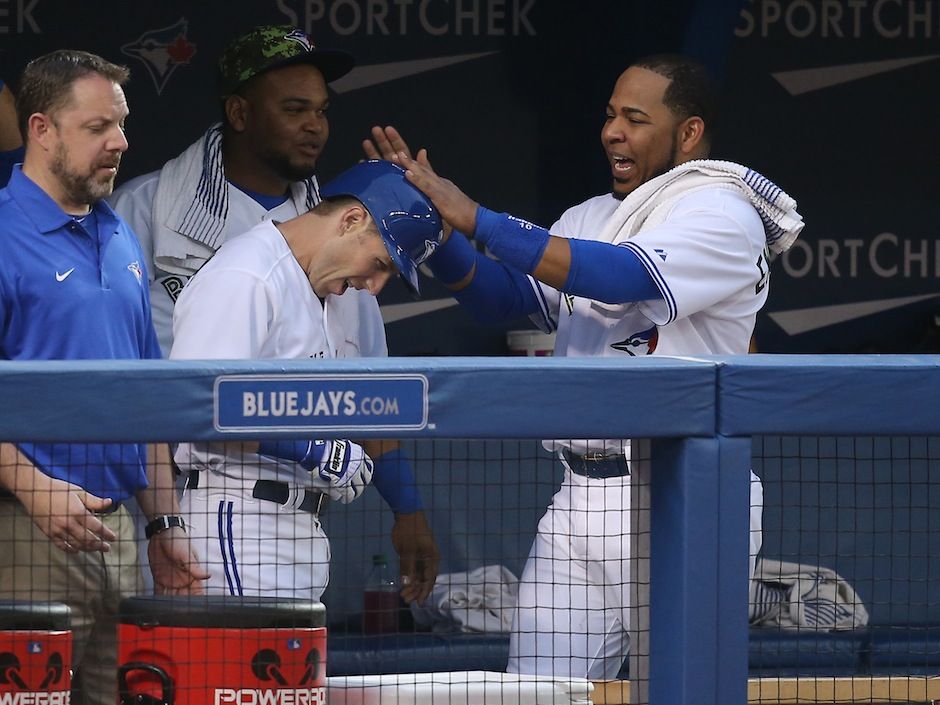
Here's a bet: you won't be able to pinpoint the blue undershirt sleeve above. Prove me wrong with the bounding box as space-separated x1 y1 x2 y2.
564 238 661 304
452 255 540 324
370 448 423 515
424 228 540 324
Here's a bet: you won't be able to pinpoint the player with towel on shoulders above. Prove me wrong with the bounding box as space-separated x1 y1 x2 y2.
367 53 804 679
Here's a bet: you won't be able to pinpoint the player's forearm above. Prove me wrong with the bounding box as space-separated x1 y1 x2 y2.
426 227 539 322
473 208 660 303
136 443 182 520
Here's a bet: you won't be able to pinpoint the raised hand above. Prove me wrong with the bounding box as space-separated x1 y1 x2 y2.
362 125 413 161
392 150 479 235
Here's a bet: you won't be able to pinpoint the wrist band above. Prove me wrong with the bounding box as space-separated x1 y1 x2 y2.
474 207 551 274
144 514 186 539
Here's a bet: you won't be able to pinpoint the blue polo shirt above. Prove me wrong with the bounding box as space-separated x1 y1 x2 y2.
0 166 162 502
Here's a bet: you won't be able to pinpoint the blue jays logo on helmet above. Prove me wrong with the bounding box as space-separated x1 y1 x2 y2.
319 160 443 296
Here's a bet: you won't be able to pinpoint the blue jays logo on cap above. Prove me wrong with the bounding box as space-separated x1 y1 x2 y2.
283 29 314 51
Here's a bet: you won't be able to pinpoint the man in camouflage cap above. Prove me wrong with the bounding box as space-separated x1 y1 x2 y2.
111 25 440 606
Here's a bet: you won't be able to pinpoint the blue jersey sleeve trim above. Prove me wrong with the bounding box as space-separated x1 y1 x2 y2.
622 242 678 323
528 277 556 333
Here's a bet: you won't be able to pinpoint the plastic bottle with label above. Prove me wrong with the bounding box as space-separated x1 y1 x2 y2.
363 554 399 634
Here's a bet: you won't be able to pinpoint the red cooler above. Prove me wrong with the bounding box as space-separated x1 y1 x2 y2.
0 601 71 704
118 596 326 705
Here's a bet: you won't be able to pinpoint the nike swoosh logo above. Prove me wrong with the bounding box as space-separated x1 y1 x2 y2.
768 293 940 335
772 54 940 95
55 268 75 282
381 298 458 324
331 52 498 94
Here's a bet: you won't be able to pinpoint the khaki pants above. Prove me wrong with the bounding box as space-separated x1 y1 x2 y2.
0 499 144 705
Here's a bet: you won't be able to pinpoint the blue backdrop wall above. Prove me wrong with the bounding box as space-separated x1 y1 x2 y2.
2 0 937 355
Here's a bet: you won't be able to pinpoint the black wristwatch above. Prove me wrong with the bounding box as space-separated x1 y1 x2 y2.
144 514 187 539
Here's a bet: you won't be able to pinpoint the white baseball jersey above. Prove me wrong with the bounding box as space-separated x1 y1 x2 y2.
508 185 766 679
170 219 376 485
170 220 376 600
536 186 767 358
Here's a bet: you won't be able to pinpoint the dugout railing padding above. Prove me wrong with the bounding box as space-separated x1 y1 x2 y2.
1 355 938 705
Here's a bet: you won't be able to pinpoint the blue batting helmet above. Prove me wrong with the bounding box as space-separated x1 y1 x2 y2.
319 160 443 296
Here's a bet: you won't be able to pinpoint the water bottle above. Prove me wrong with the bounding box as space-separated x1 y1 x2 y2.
363 554 399 634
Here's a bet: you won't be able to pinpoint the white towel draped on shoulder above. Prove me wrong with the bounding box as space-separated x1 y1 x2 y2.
151 123 320 276
749 557 869 630
597 159 804 253
409 564 519 633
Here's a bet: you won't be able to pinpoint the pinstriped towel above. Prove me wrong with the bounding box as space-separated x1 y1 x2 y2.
748 557 869 630
151 123 320 276
597 158 804 254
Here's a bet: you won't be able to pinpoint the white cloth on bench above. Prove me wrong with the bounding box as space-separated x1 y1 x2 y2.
749 557 869 630
410 564 519 633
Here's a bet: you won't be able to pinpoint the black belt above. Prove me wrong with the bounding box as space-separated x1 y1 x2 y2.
562 449 630 479
185 473 328 516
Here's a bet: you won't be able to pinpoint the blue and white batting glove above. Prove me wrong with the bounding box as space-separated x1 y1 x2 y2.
257 438 375 504
306 439 374 504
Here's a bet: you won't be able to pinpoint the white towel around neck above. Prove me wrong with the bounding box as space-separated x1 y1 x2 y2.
597 159 804 253
151 123 320 276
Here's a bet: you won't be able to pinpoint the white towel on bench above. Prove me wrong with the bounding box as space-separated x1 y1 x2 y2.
749 557 869 630
410 564 519 633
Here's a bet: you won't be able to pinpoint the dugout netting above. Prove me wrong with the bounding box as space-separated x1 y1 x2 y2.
0 356 938 705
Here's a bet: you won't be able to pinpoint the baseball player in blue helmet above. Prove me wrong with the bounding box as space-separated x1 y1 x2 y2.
170 161 443 600
321 159 443 295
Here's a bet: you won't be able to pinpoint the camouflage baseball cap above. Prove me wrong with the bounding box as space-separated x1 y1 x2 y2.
217 25 354 96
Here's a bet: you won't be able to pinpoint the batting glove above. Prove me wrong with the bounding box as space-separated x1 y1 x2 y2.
309 439 375 504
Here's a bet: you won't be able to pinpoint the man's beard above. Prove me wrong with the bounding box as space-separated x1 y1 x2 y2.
50 142 118 207
270 153 317 184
